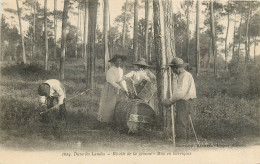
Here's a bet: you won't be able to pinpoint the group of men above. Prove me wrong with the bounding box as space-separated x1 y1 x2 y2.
37 57 196 145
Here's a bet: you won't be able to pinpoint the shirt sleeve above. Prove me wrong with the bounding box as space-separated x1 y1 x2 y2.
106 69 122 89
123 71 134 80
39 96 46 105
146 70 156 81
54 84 65 105
170 73 191 101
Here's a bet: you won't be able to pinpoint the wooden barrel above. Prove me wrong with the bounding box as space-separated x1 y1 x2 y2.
114 99 155 133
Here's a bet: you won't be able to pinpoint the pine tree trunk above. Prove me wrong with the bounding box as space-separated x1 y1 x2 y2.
76 5 80 59
86 0 98 89
232 14 236 62
32 0 36 62
210 0 216 76
196 0 200 76
224 1 230 71
103 0 109 73
237 16 243 66
16 0 26 64
60 0 70 80
133 0 139 61
54 0 57 60
153 0 166 128
163 0 176 137
245 2 252 63
44 0 48 70
0 13 1 61
83 0 89 69
122 0 128 53
145 0 149 62
80 10 84 58
206 38 212 68
254 37 256 63
186 4 190 63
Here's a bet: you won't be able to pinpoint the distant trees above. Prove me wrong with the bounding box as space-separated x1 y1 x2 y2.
16 0 27 64
144 0 150 62
122 0 128 53
86 0 98 89
1 0 260 82
103 0 109 73
133 0 139 61
196 0 200 76
60 0 70 80
54 0 57 60
44 0 48 70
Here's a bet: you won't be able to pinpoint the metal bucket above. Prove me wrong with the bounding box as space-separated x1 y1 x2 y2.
135 80 157 103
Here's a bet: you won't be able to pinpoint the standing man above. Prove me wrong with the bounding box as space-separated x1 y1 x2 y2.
163 57 197 145
38 79 66 138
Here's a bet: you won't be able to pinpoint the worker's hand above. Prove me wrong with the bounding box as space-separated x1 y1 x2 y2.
40 104 47 110
162 99 172 108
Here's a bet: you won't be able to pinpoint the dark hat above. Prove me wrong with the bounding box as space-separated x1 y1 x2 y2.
166 57 189 68
38 83 50 96
133 58 149 67
108 54 127 62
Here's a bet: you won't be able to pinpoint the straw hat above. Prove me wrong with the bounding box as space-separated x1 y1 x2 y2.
108 54 127 62
166 57 189 68
133 58 149 67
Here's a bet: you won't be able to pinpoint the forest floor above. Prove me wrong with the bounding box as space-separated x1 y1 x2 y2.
0 59 260 163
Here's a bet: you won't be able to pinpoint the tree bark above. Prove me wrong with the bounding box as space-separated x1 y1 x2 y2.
122 0 128 53
196 0 200 76
210 0 216 76
237 16 243 66
76 4 80 59
103 0 109 73
54 0 57 60
186 3 190 63
44 0 48 70
245 1 252 63
153 0 166 128
83 0 89 68
133 0 139 61
86 0 98 89
206 38 212 68
80 9 84 58
163 0 176 137
0 12 1 61
224 1 230 71
32 0 36 62
60 0 70 80
145 0 150 62
232 13 237 62
254 37 256 63
16 0 26 64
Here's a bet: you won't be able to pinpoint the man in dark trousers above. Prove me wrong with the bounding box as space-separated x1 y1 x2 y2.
163 57 197 145
38 79 66 138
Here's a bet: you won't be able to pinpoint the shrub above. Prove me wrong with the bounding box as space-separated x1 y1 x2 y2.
192 95 260 138
1 63 58 81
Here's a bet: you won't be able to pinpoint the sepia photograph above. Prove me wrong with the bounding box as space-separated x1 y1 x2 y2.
0 0 260 163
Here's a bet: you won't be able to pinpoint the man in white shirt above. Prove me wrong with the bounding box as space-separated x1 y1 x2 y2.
38 79 66 139
163 57 197 145
38 79 66 120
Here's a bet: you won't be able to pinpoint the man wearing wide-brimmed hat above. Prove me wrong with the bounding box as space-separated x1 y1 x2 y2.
98 54 128 125
163 57 196 145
